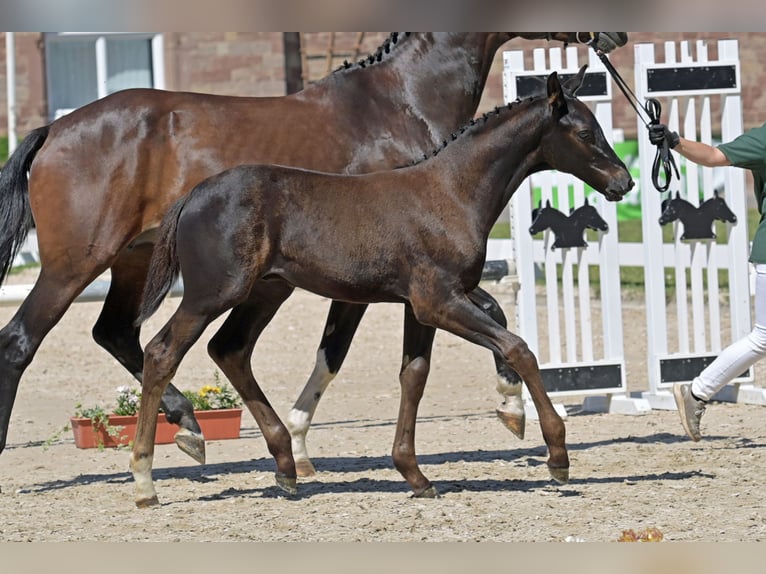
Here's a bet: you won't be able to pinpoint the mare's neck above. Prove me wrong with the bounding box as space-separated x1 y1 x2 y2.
321 33 514 142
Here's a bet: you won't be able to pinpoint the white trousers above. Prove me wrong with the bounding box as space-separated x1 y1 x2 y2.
692 263 766 401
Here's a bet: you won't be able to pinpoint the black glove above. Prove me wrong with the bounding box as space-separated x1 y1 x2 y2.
649 124 680 149
591 32 628 53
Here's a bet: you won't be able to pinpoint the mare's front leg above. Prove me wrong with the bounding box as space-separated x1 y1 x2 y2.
467 287 526 439
392 306 438 497
412 287 568 484
92 243 205 463
285 301 368 477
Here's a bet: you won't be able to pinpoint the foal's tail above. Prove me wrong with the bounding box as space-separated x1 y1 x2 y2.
136 196 189 325
0 125 50 284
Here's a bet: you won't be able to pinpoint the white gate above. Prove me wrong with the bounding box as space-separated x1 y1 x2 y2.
504 46 638 411
634 39 760 408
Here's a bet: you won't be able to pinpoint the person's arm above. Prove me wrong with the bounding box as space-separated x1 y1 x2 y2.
674 137 731 168
649 124 732 167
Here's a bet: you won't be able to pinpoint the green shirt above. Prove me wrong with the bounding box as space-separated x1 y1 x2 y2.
718 123 766 263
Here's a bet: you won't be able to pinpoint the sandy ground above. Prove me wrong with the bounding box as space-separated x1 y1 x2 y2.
1 267 765 542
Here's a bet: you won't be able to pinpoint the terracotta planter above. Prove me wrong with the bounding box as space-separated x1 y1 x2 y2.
70 408 243 449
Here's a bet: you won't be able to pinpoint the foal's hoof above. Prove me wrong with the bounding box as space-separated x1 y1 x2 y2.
295 458 317 478
496 408 525 440
174 429 206 465
135 495 160 509
412 484 439 499
275 473 298 496
548 466 570 485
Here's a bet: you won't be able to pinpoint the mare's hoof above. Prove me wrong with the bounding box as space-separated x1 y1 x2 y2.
412 485 439 499
495 408 525 440
548 466 570 485
295 458 316 478
135 495 160 508
275 473 298 496
174 429 206 464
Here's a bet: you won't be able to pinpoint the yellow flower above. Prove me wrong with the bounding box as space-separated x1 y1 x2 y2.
199 385 221 397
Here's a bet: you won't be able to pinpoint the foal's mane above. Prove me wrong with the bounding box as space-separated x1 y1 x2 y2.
403 98 531 168
333 32 411 73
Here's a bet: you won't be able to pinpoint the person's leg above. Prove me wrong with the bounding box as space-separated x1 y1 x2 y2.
675 263 766 440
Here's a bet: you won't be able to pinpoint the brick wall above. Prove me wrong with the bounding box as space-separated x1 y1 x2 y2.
0 33 47 136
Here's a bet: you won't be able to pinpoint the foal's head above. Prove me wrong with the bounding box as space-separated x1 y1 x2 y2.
538 66 633 202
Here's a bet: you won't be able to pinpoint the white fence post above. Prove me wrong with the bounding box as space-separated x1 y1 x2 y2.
504 46 646 416
634 39 764 408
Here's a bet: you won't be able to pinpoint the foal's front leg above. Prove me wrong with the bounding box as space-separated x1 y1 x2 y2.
412 289 569 484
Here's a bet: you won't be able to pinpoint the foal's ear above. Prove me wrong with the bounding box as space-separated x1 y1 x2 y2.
563 65 588 95
547 71 568 117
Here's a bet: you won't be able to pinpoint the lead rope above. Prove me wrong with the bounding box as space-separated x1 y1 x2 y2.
587 39 679 192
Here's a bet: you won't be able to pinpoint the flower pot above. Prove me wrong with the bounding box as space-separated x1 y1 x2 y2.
70 408 243 449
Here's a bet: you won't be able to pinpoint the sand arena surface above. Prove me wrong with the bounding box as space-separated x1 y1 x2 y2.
1 268 765 541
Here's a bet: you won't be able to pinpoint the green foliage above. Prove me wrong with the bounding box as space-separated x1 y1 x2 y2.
181 372 242 410
0 135 8 166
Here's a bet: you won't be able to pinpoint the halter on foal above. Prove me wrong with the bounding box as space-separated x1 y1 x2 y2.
131 67 633 507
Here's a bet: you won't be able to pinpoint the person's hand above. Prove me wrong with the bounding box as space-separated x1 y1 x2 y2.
592 32 628 53
649 124 680 149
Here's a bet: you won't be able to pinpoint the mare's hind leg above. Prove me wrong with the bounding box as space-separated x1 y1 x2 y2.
207 280 297 495
92 243 205 463
285 301 368 477
412 287 569 484
0 267 100 453
391 306 437 497
467 287 526 439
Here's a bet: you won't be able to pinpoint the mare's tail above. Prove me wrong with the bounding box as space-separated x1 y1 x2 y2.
136 196 189 324
0 125 50 284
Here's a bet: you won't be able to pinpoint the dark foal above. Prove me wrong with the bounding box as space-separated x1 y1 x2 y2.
0 33 627 469
131 68 633 507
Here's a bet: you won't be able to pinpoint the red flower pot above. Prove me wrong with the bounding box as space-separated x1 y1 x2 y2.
70 408 242 449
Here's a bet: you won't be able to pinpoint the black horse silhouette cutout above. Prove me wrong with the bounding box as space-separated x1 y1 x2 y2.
658 190 737 240
529 198 609 249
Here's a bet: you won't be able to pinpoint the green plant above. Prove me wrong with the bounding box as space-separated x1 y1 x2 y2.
114 385 141 416
182 372 242 410
71 403 126 450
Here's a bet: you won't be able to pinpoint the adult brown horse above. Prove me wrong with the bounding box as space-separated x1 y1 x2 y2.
0 32 627 470
131 67 633 507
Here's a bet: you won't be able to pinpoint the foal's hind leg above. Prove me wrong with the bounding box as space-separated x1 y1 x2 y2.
412 289 569 484
207 280 297 495
92 243 205 463
467 287 526 440
392 307 438 497
285 301 368 477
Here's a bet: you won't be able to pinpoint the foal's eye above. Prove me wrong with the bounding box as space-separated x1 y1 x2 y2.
577 130 593 142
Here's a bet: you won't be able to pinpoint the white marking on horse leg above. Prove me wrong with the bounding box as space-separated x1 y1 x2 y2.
495 374 526 439
496 375 524 414
130 452 159 507
286 349 336 475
